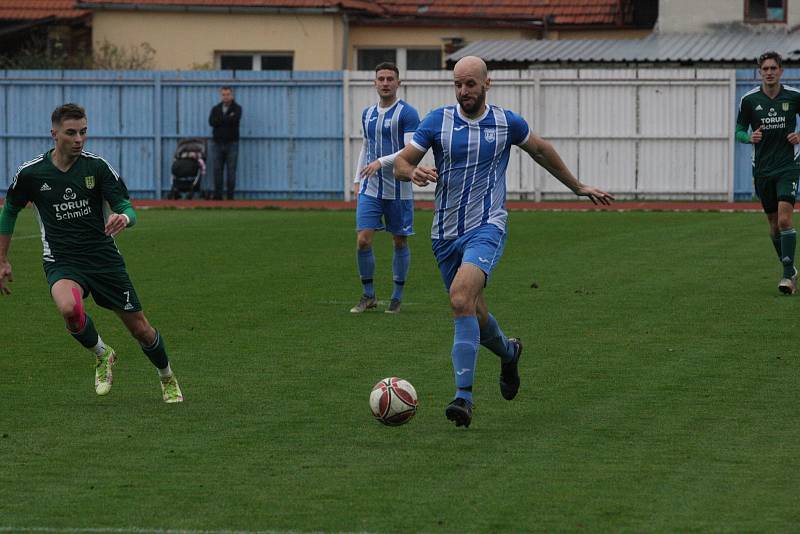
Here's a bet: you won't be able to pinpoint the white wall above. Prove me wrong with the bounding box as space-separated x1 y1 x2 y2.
658 0 800 32
657 0 742 32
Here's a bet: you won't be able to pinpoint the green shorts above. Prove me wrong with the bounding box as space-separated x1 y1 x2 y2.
754 173 799 214
43 263 142 312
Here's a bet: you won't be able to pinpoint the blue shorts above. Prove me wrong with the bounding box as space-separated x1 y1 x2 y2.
356 193 414 235
432 224 507 291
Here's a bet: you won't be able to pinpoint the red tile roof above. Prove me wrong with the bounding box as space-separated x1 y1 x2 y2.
369 1 631 26
60 0 632 26
0 0 89 20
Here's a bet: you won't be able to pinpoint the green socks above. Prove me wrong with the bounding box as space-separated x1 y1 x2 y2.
780 228 796 278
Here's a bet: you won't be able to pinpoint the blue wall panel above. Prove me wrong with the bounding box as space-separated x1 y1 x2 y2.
0 70 345 199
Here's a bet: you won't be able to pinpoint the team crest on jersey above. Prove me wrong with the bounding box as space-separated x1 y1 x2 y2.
384 119 392 129
769 108 777 117
484 128 496 143
84 175 95 189
783 102 790 111
63 187 77 201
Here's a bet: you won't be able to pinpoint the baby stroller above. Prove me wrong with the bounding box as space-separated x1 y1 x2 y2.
168 138 206 199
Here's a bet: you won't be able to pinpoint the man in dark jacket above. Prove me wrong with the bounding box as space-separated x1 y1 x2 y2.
208 86 242 200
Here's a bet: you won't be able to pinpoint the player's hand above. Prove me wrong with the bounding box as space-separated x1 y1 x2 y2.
788 132 800 145
104 213 129 237
359 160 382 179
575 185 614 206
751 126 763 144
0 260 13 295
411 166 438 187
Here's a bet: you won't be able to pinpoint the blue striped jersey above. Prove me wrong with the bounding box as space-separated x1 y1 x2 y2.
411 104 529 240
358 99 420 200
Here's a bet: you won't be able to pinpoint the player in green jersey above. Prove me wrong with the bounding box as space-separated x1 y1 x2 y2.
736 51 800 295
0 103 184 402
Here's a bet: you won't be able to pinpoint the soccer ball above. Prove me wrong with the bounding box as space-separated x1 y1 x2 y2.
369 377 418 426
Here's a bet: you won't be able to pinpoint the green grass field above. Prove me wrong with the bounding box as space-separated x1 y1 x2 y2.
2 208 799 533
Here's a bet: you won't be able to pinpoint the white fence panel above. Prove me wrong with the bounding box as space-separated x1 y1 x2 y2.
345 68 735 201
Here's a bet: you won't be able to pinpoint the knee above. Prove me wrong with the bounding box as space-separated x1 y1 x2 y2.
393 236 408 249
59 306 80 326
357 236 372 250
449 290 474 316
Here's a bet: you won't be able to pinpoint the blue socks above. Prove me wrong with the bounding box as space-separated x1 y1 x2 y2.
391 246 410 301
452 316 480 403
358 245 410 300
480 314 515 363
357 247 375 297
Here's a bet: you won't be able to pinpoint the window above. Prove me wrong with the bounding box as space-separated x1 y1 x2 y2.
261 55 293 70
357 49 396 70
356 48 442 70
407 49 442 70
220 55 253 70
218 53 293 70
746 0 786 22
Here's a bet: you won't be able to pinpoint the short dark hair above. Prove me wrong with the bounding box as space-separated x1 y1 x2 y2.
375 62 399 76
221 86 233 92
51 103 86 126
758 51 783 67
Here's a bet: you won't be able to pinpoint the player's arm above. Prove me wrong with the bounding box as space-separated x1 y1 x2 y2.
0 202 23 295
105 199 137 237
519 134 614 205
359 133 416 179
97 161 137 237
394 144 438 187
789 96 800 145
735 99 762 144
366 108 422 177
354 137 369 194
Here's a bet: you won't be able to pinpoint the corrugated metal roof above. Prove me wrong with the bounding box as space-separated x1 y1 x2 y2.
0 0 89 20
449 29 800 64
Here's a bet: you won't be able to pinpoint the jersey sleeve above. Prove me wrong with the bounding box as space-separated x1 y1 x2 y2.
736 97 752 130
411 109 441 152
401 106 421 136
97 158 129 205
4 166 31 208
96 158 136 226
506 110 531 146
0 168 31 235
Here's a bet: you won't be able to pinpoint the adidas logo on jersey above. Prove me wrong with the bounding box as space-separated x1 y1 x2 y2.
123 303 134 311
40 183 51 191
755 104 763 111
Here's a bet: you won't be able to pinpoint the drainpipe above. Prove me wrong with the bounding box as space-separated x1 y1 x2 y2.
341 12 349 70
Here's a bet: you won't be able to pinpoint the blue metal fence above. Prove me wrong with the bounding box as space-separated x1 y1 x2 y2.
0 70 344 199
734 68 800 200
0 69 795 201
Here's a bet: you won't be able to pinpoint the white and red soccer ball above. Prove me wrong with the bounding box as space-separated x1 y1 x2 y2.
369 377 418 426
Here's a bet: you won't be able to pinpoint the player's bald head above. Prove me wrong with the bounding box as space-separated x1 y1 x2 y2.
453 56 488 82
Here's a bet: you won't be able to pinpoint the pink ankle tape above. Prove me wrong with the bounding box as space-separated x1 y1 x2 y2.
71 287 86 331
